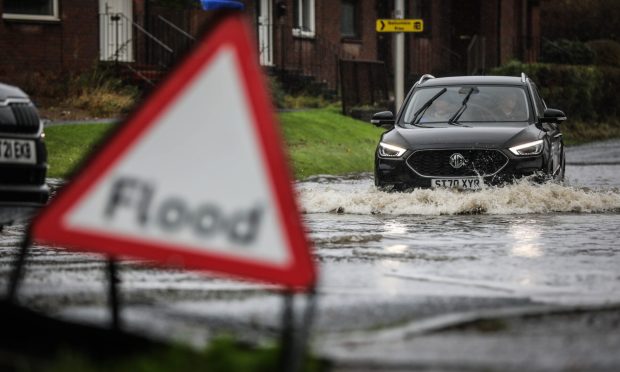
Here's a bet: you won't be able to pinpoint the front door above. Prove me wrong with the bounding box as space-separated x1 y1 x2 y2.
99 0 134 62
257 0 273 66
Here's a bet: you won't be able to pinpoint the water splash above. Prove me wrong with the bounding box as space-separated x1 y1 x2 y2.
298 179 620 215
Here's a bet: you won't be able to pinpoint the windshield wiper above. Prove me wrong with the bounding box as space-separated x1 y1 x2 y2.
448 87 475 126
409 88 447 125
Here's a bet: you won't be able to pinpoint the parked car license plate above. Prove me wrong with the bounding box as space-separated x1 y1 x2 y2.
0 139 36 164
431 178 481 189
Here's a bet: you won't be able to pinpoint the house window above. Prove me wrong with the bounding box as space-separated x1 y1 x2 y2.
340 0 358 39
2 0 60 21
293 0 315 37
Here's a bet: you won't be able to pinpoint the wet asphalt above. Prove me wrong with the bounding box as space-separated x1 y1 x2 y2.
1 140 620 371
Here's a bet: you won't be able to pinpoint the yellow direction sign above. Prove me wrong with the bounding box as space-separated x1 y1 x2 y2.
376 19 423 33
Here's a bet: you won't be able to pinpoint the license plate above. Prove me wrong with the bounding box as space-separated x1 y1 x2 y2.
431 178 481 189
0 139 36 164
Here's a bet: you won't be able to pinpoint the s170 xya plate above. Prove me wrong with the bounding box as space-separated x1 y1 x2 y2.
431 178 481 189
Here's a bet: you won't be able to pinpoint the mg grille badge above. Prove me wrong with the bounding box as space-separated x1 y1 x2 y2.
449 153 466 169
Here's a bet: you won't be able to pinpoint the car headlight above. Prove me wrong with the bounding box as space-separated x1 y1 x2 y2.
378 142 407 157
509 140 544 156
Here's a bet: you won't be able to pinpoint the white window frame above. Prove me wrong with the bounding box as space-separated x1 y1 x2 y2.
2 0 60 21
292 0 315 38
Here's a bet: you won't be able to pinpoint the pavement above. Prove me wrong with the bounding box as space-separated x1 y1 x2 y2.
320 304 620 372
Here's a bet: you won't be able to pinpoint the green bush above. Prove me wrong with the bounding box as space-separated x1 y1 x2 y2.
282 94 332 109
540 39 595 65
268 76 286 109
491 60 620 121
587 39 620 67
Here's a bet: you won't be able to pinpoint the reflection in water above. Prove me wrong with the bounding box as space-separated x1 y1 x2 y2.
383 220 408 235
385 244 408 254
379 259 403 295
509 223 543 258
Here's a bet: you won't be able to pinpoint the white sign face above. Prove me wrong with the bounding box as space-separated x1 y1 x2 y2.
65 48 290 267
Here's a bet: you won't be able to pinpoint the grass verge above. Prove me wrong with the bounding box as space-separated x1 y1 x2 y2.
280 108 384 179
45 124 114 179
562 120 620 145
41 339 324 372
45 111 620 180
44 108 384 180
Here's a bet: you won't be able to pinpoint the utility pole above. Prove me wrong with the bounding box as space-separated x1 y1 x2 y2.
394 0 405 111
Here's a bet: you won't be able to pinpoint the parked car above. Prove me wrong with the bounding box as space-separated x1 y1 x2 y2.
372 74 566 190
0 82 49 226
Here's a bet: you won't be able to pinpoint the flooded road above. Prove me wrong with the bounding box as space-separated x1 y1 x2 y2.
2 140 620 370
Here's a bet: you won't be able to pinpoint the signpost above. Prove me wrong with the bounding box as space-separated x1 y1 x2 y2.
376 1 425 113
7 10 317 371
375 19 424 33
27 14 315 290
393 0 405 112
6 15 317 370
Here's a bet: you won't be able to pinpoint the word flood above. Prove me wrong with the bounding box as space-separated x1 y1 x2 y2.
104 177 264 245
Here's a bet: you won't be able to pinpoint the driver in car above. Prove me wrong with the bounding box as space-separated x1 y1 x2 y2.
420 95 458 122
496 90 526 120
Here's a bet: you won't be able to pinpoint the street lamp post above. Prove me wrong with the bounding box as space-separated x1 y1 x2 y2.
394 0 405 111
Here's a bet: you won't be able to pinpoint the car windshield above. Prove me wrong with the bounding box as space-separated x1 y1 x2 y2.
402 85 530 125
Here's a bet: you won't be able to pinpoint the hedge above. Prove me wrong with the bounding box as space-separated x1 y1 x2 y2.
540 39 594 65
587 39 620 67
491 60 620 121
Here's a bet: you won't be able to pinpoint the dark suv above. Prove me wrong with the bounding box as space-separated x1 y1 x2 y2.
0 82 49 225
373 73 566 190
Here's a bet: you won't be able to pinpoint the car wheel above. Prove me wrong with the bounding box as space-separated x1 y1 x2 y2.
374 176 401 192
557 153 566 183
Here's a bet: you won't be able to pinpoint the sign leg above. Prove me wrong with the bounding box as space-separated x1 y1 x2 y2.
6 234 32 303
106 256 122 331
278 291 295 372
290 287 318 372
279 288 318 372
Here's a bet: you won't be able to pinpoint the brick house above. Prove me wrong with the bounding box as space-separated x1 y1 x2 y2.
0 0 540 94
0 0 210 87
0 0 99 84
258 0 540 90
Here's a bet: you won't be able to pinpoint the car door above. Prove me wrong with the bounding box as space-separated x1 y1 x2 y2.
530 82 563 176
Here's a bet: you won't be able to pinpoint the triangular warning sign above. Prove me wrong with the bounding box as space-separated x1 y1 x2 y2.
31 14 316 290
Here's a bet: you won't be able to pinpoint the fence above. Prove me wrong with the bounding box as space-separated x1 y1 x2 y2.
339 59 390 115
276 27 357 92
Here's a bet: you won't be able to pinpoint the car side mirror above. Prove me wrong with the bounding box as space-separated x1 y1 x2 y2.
540 108 567 123
371 111 395 129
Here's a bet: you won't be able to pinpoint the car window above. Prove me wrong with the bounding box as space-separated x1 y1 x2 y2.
402 85 531 124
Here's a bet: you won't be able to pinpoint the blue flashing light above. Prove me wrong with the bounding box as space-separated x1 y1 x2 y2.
200 0 244 11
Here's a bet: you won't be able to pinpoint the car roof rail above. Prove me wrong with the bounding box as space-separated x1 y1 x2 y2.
417 74 435 85
521 72 528 83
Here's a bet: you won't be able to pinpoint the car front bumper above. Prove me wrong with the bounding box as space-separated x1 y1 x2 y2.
0 184 50 225
375 149 545 189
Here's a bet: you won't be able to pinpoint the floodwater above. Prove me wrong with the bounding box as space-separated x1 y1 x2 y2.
1 140 620 368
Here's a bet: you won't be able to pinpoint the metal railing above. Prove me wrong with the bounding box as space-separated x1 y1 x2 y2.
99 12 195 86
